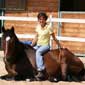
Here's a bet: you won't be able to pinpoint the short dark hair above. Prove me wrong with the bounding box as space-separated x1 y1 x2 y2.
37 12 48 20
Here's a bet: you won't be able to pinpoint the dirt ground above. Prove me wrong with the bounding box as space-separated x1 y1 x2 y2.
0 51 85 85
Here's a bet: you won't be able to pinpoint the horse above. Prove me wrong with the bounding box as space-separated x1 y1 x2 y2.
1 26 85 81
1 26 61 81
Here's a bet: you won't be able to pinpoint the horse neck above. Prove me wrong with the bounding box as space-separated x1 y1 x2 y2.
25 45 36 69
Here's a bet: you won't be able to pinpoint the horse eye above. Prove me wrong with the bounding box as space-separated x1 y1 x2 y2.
6 36 10 41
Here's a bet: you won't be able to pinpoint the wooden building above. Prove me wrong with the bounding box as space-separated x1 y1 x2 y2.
0 0 85 56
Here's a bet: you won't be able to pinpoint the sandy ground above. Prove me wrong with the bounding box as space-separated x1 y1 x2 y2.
0 51 85 85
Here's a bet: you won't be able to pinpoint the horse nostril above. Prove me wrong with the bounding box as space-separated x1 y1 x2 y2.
6 36 10 41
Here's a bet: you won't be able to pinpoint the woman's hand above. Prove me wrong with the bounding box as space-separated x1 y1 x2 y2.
31 33 38 46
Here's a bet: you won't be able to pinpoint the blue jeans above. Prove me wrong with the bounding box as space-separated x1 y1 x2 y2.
34 45 50 71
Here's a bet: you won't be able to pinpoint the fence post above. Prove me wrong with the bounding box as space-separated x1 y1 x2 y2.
49 15 53 49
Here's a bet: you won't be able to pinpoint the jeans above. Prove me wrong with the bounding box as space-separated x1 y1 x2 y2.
34 45 50 71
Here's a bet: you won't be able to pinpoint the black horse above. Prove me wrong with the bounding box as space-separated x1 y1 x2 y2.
1 26 85 81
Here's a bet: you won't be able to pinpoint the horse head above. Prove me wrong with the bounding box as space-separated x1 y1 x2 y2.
2 26 19 63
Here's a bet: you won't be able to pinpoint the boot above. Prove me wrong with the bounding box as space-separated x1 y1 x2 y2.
35 70 46 80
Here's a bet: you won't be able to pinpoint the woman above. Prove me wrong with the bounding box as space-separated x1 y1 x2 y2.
31 12 61 79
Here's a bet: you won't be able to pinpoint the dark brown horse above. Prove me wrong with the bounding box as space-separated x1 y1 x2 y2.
1 26 85 81
1 26 61 81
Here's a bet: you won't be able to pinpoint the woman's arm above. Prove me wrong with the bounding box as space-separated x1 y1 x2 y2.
51 33 61 49
31 33 38 46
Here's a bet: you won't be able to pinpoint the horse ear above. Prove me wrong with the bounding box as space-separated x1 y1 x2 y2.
11 26 14 33
2 26 6 33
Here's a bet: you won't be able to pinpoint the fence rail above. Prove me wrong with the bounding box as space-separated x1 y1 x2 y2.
1 16 85 23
